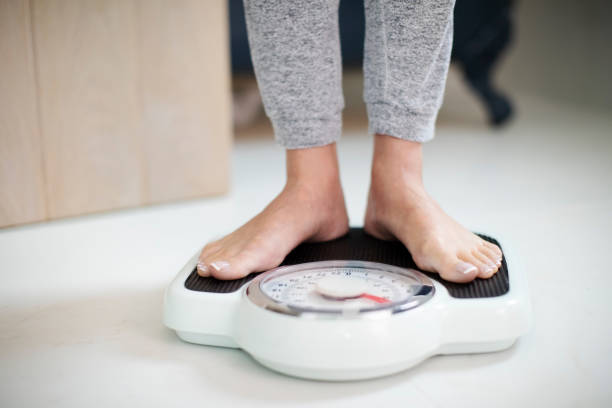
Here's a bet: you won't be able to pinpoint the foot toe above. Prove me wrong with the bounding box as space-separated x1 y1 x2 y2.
480 245 502 267
482 240 502 258
470 249 498 278
197 242 219 274
196 260 210 277
197 242 223 276
198 257 238 280
208 260 236 279
206 249 264 280
479 266 497 279
436 256 480 283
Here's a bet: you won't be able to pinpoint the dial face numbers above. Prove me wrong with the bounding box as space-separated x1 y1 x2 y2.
258 262 429 314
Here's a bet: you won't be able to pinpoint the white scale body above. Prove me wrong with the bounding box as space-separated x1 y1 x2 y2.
163 236 531 381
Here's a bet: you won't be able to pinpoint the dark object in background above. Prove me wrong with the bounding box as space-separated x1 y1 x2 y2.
452 0 515 126
228 0 253 74
229 0 514 127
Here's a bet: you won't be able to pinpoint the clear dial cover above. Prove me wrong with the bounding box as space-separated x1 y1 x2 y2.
247 261 435 316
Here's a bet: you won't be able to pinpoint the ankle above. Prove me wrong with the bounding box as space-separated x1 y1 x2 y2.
371 135 425 196
283 167 348 240
286 143 340 179
372 134 423 181
285 143 342 194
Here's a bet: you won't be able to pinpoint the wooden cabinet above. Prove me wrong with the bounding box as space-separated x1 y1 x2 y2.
0 0 232 227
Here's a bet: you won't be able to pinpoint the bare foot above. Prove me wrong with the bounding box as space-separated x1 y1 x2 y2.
364 134 503 283
197 144 349 280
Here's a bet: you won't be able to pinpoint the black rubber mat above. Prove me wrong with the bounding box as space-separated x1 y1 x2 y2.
184 228 510 298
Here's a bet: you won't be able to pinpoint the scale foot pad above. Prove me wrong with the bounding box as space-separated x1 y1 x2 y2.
184 228 509 298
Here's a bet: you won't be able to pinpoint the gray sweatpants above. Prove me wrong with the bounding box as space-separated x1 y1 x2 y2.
243 0 455 149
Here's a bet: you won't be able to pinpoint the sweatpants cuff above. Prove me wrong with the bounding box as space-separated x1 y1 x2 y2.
272 116 342 149
367 102 437 143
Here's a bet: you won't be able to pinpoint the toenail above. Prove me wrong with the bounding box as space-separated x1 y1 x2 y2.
456 262 478 275
210 261 230 273
197 262 209 276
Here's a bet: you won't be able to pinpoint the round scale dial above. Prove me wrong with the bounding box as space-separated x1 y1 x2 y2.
247 261 435 316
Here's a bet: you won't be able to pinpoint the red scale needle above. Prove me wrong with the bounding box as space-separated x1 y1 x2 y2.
359 293 390 303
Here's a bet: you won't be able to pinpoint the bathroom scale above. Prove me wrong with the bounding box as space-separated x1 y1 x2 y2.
163 228 531 381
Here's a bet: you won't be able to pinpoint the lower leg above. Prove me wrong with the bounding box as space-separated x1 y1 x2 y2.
365 134 502 282
361 1 501 282
198 144 348 279
198 1 348 279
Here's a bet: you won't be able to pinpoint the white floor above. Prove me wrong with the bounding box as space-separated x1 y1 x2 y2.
1 93 611 407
